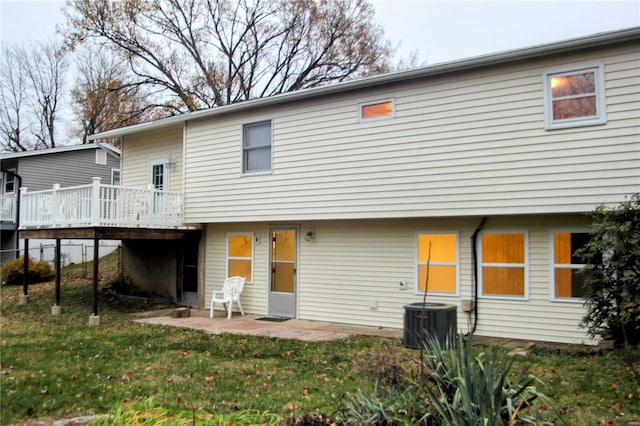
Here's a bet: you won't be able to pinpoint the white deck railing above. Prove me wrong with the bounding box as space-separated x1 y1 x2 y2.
20 177 183 229
1 193 17 223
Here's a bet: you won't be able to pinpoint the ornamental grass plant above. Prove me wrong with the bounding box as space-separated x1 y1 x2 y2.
419 333 550 425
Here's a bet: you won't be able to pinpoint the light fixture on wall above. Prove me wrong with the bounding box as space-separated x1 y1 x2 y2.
304 229 316 241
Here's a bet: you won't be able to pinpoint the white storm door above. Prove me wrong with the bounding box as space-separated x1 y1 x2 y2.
268 227 297 318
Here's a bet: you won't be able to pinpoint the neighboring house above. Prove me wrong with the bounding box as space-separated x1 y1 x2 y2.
19 27 640 344
1 143 121 265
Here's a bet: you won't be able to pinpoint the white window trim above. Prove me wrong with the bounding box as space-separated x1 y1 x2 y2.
149 157 170 191
550 228 590 303
241 120 273 175
414 230 460 297
478 230 529 301
2 168 17 194
543 63 606 130
226 232 255 284
359 98 395 123
95 149 107 165
111 169 120 186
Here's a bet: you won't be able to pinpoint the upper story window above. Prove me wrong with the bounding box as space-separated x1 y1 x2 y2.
1 170 16 194
544 64 606 129
551 230 590 301
416 231 459 295
243 120 272 174
359 99 394 122
479 231 528 300
95 149 107 165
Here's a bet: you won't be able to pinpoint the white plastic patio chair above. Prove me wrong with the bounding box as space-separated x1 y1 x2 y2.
209 276 246 319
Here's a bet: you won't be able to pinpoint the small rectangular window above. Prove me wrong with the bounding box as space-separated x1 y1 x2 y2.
243 120 272 173
480 232 528 299
95 150 107 165
360 99 394 121
227 233 254 283
551 231 590 300
544 64 605 129
2 169 16 193
416 232 458 295
111 169 121 186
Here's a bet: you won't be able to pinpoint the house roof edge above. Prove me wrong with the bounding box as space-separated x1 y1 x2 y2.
1 142 120 160
89 26 640 141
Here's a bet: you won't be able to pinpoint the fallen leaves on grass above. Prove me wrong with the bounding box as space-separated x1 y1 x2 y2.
283 402 298 411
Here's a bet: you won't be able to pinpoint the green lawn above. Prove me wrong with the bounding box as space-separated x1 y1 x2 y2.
1 258 639 425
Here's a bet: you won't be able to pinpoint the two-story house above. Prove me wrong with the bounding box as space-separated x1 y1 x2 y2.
20 27 639 343
1 143 121 265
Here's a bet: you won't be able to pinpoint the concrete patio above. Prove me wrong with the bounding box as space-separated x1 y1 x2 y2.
134 309 602 354
135 309 403 342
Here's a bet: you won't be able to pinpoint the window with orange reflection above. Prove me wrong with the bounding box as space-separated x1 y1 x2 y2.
544 64 605 129
480 232 527 298
360 100 393 120
416 232 458 294
552 231 589 299
227 233 253 282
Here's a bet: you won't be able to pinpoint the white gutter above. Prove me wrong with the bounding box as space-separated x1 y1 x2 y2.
89 26 640 141
1 142 120 159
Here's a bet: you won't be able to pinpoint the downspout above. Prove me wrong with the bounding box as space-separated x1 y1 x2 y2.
470 216 487 335
1 168 23 259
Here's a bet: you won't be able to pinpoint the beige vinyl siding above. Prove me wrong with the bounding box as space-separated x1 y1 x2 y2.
203 215 595 344
121 125 184 193
184 44 639 223
205 224 269 315
296 219 473 328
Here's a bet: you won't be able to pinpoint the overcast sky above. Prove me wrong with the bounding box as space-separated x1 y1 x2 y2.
1 0 639 65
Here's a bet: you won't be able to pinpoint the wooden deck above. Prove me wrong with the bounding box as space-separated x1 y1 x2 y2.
19 226 201 241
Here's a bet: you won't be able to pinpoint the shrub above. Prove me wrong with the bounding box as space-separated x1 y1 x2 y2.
103 275 137 295
577 194 640 385
357 342 416 390
577 193 640 345
1 256 54 285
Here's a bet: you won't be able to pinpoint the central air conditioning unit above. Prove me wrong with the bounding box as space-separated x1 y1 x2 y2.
403 302 457 349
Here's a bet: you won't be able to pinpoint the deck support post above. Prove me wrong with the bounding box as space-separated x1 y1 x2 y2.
19 239 29 305
52 238 62 315
89 236 100 326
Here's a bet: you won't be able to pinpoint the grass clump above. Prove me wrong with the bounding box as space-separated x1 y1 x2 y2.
92 397 282 425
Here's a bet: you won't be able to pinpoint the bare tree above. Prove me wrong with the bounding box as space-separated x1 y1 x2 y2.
23 40 70 149
71 47 152 146
63 0 392 113
0 40 69 151
0 46 30 152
